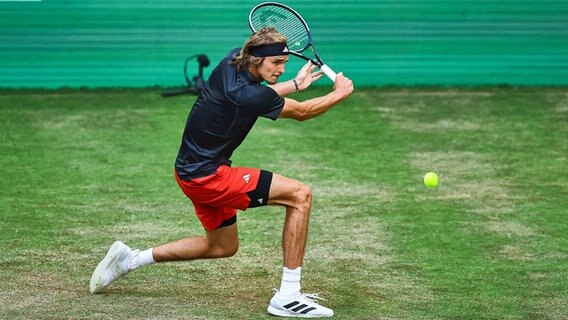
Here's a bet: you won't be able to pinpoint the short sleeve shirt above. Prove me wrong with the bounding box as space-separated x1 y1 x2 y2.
175 48 285 180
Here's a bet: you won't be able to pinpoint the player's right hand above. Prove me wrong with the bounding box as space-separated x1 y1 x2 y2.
333 73 354 99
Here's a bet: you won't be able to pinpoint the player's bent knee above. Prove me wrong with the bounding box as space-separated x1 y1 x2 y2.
205 238 239 258
300 184 312 203
221 245 239 258
224 240 240 257
210 244 239 258
293 183 312 212
269 175 313 211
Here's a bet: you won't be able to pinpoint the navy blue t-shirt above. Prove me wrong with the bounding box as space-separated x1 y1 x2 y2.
175 48 285 180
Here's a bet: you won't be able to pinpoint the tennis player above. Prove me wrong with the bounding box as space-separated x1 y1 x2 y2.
90 27 353 318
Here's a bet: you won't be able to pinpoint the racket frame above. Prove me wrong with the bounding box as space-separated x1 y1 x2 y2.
249 1 337 81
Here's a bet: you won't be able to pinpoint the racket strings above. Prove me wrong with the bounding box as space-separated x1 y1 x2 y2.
250 6 309 52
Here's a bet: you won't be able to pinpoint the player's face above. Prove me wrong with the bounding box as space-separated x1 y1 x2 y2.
258 55 289 84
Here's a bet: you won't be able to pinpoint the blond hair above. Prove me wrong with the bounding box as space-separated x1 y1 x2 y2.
231 27 287 71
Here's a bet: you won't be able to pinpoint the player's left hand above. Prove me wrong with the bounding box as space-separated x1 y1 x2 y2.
294 61 324 91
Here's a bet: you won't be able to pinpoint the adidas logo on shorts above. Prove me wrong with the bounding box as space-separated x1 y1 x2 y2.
243 174 251 183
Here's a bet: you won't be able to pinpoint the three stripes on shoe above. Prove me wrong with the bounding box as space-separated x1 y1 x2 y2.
282 300 318 315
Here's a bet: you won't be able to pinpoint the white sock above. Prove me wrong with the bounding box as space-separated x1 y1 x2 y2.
129 248 156 271
279 266 302 297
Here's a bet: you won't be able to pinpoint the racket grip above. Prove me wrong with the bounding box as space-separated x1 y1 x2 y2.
320 64 337 82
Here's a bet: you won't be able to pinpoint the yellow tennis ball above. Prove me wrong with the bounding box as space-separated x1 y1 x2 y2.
424 172 439 188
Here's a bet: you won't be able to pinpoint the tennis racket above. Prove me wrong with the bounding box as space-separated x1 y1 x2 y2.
249 2 338 82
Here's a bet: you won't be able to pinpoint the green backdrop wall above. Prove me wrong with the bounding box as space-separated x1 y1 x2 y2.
1 0 567 88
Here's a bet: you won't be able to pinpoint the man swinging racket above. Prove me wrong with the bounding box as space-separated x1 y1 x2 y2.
90 27 353 318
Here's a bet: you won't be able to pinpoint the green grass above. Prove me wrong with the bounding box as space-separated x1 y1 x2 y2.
1 87 567 319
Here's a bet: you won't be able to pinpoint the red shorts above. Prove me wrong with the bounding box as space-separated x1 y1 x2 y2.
174 165 273 231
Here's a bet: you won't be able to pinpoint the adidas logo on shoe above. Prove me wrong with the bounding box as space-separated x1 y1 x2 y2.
268 290 334 318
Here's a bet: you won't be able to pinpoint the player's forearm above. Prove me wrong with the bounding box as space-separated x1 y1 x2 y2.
268 79 299 97
298 91 345 121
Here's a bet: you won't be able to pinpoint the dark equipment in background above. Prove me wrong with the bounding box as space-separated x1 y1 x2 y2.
161 54 210 97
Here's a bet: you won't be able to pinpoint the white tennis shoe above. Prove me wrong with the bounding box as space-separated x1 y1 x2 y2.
89 241 134 294
268 289 334 318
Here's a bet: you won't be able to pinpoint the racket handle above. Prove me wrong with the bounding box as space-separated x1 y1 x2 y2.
320 64 337 82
